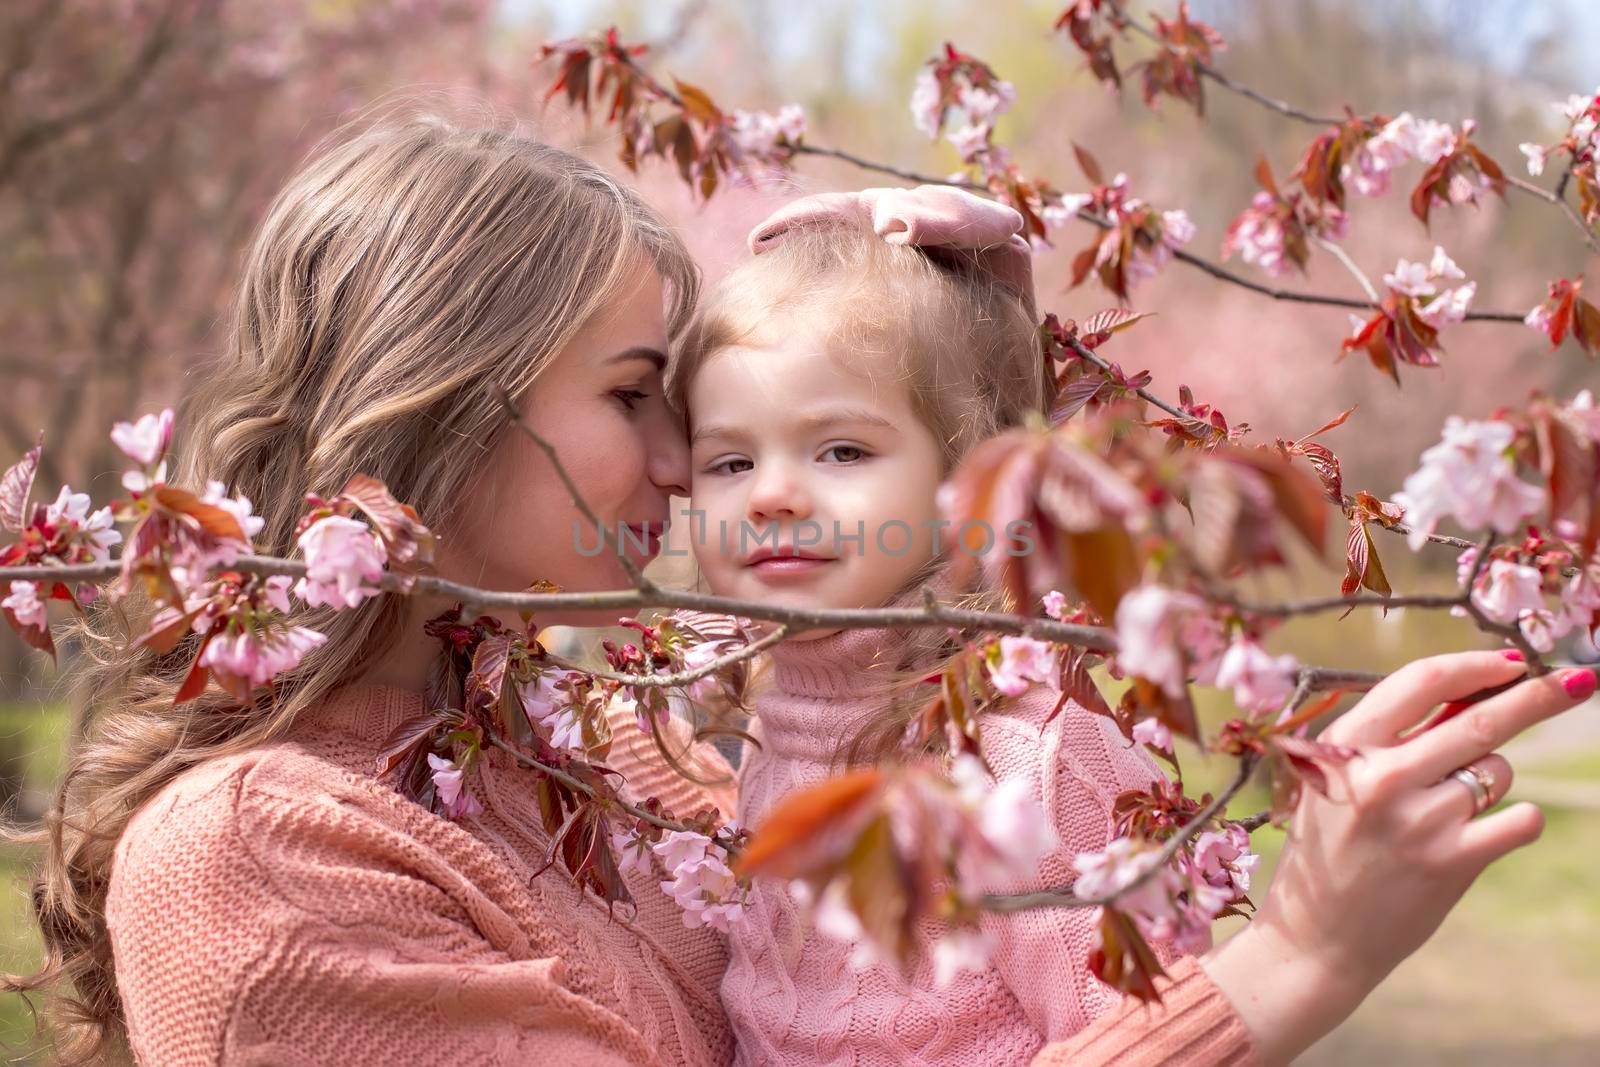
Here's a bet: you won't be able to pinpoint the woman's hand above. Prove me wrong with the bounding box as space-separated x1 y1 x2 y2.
1200 651 1596 1066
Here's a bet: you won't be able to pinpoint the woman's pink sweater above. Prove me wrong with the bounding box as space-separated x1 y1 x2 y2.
720 626 1258 1066
106 682 739 1066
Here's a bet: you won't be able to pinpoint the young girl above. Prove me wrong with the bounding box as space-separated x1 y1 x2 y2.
671 186 1595 1065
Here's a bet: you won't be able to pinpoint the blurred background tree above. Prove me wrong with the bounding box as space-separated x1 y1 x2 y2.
3 2 1597 1062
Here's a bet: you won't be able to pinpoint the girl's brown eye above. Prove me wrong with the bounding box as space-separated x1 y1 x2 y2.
822 445 866 463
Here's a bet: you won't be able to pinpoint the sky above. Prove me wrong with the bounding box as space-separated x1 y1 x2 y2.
502 0 1600 95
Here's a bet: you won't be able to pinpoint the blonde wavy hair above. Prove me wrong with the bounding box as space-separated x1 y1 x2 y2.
670 219 1047 765
3 111 698 1063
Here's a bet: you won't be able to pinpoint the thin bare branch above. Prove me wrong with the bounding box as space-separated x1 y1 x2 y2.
549 624 790 687
494 389 652 591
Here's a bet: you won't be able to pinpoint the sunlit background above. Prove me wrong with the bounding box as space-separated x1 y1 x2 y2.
3 1 1598 1062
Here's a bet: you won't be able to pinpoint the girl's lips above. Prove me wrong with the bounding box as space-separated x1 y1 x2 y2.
747 556 833 580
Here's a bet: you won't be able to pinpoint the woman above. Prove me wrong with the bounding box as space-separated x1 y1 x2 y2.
6 114 1591 1066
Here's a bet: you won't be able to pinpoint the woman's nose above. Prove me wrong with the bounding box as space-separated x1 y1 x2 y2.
646 403 691 497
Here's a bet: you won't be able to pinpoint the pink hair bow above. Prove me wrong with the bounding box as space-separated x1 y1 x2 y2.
747 184 1036 314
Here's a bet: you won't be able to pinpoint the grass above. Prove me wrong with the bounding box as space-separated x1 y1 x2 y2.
1 702 67 1064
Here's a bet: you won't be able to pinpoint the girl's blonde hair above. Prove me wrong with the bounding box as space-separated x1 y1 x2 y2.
670 217 1046 763
670 219 1043 473
4 111 698 1063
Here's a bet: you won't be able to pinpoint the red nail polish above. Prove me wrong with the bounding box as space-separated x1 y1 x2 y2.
1562 668 1598 700
1502 650 1524 662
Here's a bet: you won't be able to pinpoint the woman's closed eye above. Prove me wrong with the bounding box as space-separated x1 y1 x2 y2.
610 387 651 411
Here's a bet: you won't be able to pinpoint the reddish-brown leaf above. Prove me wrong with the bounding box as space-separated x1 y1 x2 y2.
339 474 436 568
1080 308 1152 337
1088 906 1169 1003
1 441 40 533
1072 142 1105 186
174 644 213 704
4 605 55 659
842 814 916 966
150 486 247 543
1295 442 1344 505
737 769 887 879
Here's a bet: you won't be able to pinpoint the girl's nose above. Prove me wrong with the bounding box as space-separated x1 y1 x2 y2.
747 461 811 521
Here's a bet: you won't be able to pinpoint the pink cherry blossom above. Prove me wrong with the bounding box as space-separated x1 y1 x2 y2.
1471 560 1546 624
910 69 944 138
1519 143 1547 177
1525 301 1556 340
1073 838 1184 931
1386 112 1457 165
946 122 991 161
1131 717 1173 753
1341 126 1409 198
679 640 727 702
1113 585 1209 697
110 408 174 466
653 829 746 932
263 574 294 614
294 515 387 609
3 581 48 632
988 635 1055 696
958 83 1012 123
1392 418 1547 549
1563 562 1600 634
1417 281 1476 328
1221 192 1293 277
1160 209 1197 246
1383 256 1437 297
1040 194 1092 232
426 753 483 820
200 624 327 689
1042 589 1068 621
1517 608 1572 654
1214 638 1299 715
45 486 121 562
728 105 806 159
980 779 1060 876
202 480 265 544
1568 390 1600 442
611 825 653 877
1187 824 1259 904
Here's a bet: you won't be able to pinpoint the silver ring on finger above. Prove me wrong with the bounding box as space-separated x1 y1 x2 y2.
1448 762 1496 816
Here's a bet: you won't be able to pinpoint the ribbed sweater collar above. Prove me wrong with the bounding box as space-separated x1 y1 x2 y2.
287 680 426 755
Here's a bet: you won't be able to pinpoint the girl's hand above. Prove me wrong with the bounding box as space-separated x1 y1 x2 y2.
1201 651 1597 1066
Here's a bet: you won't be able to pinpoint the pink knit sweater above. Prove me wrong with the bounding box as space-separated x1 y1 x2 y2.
106 682 739 1066
721 626 1259 1066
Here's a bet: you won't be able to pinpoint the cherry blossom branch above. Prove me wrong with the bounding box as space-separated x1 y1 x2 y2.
482 729 733 844
4 552 1397 692
1103 0 1600 255
982 753 1259 913
549 623 791 686
791 143 971 188
1311 234 1380 304
596 28 1541 323
1067 203 1527 319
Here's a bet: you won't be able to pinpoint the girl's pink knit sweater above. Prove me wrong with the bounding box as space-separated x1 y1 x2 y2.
720 626 1259 1066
